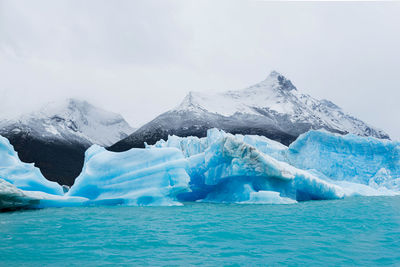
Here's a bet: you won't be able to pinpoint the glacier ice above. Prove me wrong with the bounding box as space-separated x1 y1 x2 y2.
0 136 63 195
67 145 190 206
149 128 399 203
240 189 297 205
1 127 399 210
0 178 40 210
0 177 87 210
167 134 345 203
286 130 400 188
0 140 190 209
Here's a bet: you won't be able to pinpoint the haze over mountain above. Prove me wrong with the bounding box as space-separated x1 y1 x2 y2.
1 1 399 141
0 99 134 186
109 71 389 152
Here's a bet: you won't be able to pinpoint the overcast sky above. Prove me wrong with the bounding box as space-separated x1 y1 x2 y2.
0 0 399 139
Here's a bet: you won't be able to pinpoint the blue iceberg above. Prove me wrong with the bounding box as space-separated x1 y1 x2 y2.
67 145 190 206
0 178 87 210
0 128 399 210
0 136 63 195
149 129 399 203
152 131 344 203
0 136 86 210
0 137 190 209
286 130 400 190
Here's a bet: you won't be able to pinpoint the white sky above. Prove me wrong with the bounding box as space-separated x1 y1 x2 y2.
0 0 399 139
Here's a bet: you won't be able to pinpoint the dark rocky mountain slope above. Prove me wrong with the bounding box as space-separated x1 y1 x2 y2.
109 71 389 152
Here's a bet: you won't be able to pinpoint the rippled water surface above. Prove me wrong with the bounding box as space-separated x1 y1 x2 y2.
1 196 400 266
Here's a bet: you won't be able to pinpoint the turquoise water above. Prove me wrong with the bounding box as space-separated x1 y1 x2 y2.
1 196 399 266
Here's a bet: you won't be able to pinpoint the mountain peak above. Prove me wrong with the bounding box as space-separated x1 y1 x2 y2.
31 98 91 119
0 98 135 185
267 70 282 78
5 98 134 147
65 98 90 108
264 70 297 92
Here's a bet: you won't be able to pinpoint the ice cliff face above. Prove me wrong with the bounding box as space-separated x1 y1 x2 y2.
67 145 190 206
1 129 398 210
0 99 134 186
149 129 399 203
109 71 389 152
0 135 63 195
286 130 400 191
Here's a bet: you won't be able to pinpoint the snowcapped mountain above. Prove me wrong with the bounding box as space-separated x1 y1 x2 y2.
1 98 134 147
109 71 389 152
0 99 134 186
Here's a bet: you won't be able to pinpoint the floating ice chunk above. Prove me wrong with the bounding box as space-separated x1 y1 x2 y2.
0 178 86 210
240 187 297 205
287 130 400 187
67 145 191 206
0 178 39 210
179 136 344 203
0 136 63 195
2 128 399 209
147 128 400 204
155 129 400 194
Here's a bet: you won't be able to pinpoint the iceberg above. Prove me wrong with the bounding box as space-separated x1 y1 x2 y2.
171 135 345 203
286 130 400 188
0 178 87 210
0 136 87 210
0 136 63 195
149 129 399 203
0 128 399 210
0 136 190 209
67 145 190 206
0 178 40 210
